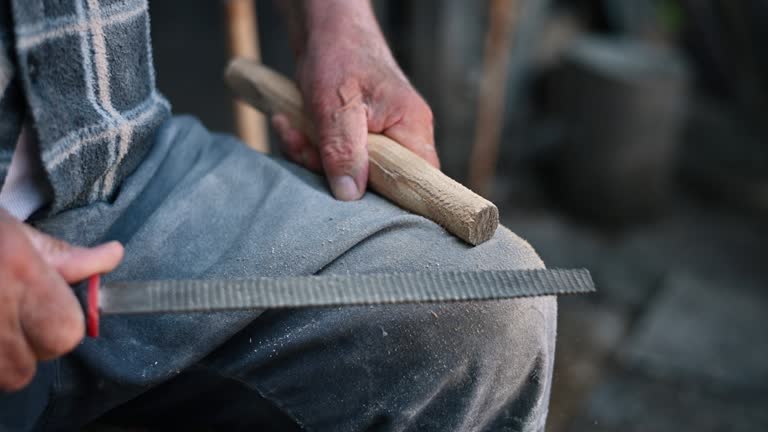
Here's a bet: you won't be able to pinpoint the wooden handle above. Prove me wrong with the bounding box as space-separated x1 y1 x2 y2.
225 58 499 245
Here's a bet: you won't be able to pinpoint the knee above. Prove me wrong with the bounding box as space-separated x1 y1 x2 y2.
370 296 556 427
409 296 557 383
402 225 557 377
418 226 557 377
372 224 556 383
323 220 558 424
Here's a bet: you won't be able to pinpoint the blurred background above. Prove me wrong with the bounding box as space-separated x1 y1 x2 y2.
149 1 768 431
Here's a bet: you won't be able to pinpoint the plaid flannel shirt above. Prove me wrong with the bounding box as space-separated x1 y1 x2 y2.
0 0 170 213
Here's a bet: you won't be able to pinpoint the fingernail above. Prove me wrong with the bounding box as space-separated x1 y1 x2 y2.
271 114 287 129
95 241 124 255
95 240 120 249
329 176 360 201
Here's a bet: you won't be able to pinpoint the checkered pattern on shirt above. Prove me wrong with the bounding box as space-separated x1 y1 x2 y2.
0 0 170 213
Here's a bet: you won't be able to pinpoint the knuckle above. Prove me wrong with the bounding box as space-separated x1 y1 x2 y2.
423 104 434 126
319 139 358 169
310 79 364 118
388 88 434 131
49 319 84 355
41 307 84 357
0 336 35 391
2 248 36 283
52 311 85 355
0 227 22 259
0 226 49 284
26 228 72 260
20 282 84 359
11 257 36 281
410 96 434 125
309 93 341 118
1 364 35 391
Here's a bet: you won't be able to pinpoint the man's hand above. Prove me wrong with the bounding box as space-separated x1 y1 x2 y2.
0 209 123 391
274 0 439 201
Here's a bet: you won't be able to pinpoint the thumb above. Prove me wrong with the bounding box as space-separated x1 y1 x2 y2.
310 82 369 201
20 225 124 283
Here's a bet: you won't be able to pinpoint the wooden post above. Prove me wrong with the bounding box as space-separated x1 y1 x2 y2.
467 0 521 197
225 0 269 152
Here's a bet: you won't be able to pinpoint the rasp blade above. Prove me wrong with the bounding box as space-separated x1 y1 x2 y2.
99 269 594 315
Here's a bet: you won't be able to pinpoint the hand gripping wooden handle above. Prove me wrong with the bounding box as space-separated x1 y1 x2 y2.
225 58 499 245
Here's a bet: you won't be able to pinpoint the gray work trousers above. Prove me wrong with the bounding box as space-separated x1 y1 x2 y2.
0 117 557 432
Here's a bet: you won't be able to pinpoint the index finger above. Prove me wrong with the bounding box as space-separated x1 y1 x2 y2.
381 116 440 169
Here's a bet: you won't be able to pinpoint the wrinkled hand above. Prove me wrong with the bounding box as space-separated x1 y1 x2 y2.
0 209 123 391
273 21 439 201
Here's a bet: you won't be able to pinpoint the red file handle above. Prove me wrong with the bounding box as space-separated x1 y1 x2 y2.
86 274 101 338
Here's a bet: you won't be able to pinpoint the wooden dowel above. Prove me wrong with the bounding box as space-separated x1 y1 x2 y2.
225 0 268 153
225 59 499 245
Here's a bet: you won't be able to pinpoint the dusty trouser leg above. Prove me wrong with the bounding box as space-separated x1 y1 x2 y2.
199 225 558 432
102 228 557 432
0 117 556 431
106 233 556 431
